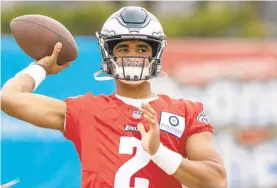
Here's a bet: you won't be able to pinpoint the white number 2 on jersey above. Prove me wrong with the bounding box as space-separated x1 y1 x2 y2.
114 136 150 188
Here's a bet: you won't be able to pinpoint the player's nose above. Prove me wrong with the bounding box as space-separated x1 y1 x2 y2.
127 48 139 56
123 58 144 67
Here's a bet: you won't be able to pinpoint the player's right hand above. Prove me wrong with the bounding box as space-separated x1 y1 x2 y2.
35 42 72 75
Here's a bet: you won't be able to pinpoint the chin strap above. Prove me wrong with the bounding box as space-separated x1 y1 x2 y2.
94 70 115 81
93 70 168 82
159 71 168 80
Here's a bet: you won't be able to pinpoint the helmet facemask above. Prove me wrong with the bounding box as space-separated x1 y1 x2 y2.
96 34 166 82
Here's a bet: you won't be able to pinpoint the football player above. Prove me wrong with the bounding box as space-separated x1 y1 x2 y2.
1 6 227 188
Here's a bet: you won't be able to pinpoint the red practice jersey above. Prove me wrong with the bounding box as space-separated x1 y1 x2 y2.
64 93 213 188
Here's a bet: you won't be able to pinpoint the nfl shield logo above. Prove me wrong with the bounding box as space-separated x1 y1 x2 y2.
132 111 142 119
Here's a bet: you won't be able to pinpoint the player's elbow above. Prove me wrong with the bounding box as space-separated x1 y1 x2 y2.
200 177 227 188
211 177 227 188
210 177 227 188
202 165 227 188
1 91 12 113
217 166 227 188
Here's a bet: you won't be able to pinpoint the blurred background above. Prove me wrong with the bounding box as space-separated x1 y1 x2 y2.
1 1 277 188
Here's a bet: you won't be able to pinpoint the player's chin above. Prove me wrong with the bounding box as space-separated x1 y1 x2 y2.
119 79 148 86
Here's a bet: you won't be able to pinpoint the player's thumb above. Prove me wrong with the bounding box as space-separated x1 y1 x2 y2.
51 42 62 60
137 123 146 135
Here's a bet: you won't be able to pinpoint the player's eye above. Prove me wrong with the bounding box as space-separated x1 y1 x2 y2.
118 48 128 52
138 48 147 53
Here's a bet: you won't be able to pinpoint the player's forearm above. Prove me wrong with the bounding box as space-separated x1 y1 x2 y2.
1 74 35 114
2 74 35 93
173 159 226 188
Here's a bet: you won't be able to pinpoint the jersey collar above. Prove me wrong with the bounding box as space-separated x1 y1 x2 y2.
114 93 159 108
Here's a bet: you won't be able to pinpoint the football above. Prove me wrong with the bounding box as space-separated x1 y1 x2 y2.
10 14 78 65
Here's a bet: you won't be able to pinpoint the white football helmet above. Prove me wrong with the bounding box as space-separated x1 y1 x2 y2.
94 6 167 82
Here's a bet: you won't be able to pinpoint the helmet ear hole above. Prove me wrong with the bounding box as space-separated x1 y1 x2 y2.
105 59 115 75
150 60 161 76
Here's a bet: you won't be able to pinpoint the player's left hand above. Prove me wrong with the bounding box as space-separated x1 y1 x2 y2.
137 102 160 156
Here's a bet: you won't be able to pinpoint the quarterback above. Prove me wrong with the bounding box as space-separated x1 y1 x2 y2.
1 6 227 188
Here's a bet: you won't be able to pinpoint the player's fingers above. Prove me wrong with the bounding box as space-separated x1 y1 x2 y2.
142 102 156 117
137 123 146 135
143 113 156 128
57 61 72 69
138 106 154 119
141 103 158 128
143 113 155 125
51 42 62 59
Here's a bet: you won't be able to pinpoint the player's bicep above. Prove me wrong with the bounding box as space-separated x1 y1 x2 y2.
1 92 66 131
185 131 223 164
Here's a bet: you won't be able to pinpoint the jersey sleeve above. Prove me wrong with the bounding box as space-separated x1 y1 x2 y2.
184 101 214 138
63 94 87 141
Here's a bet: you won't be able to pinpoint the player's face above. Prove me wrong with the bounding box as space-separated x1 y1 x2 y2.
113 40 152 58
113 40 153 85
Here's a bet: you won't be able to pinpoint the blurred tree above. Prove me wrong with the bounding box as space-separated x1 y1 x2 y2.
1 1 270 38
